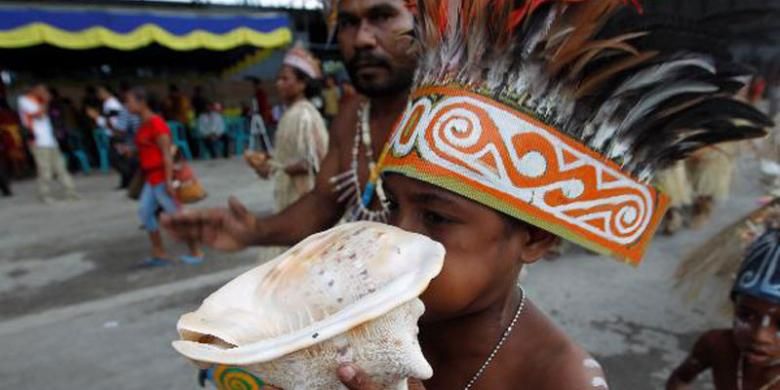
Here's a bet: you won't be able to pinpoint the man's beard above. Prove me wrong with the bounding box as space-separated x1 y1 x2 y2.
346 51 416 98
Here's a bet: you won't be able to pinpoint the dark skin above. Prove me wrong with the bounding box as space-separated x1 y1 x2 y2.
160 0 415 250
667 295 780 390
336 175 608 390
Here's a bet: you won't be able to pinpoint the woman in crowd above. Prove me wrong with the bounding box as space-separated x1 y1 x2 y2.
249 45 329 212
124 87 203 267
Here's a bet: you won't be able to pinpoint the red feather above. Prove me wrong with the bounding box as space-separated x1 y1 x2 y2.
623 0 643 13
438 0 449 34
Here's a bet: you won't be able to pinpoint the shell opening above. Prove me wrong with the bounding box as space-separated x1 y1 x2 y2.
182 330 238 351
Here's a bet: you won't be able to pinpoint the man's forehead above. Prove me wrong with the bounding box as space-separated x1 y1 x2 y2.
339 0 408 14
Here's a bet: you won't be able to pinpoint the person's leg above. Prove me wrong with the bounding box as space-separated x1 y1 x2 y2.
138 183 169 260
153 185 204 261
204 138 217 159
0 158 11 196
52 149 79 198
31 147 53 202
220 134 230 158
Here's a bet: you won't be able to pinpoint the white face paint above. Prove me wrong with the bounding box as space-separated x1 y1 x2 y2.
591 377 609 389
735 317 752 332
763 315 772 328
583 358 601 369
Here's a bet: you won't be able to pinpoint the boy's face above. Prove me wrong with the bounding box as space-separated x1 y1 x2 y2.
383 174 555 323
734 295 780 366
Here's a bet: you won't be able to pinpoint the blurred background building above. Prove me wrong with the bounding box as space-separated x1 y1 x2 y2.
0 0 341 108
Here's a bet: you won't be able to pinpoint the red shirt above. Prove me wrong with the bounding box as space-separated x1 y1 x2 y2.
135 115 170 185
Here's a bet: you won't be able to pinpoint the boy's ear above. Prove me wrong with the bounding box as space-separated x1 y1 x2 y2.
518 227 559 264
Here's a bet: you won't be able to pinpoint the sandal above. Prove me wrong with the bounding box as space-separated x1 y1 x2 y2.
140 257 172 268
179 254 204 265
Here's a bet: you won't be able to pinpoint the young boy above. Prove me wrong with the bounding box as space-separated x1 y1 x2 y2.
188 1 771 389
667 228 780 390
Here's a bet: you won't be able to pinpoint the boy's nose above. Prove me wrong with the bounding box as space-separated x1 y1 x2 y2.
752 325 777 345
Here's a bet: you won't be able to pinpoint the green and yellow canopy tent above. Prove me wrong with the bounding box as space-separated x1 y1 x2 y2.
0 4 294 77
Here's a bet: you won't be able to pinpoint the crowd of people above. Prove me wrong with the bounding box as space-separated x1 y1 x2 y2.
0 41 355 268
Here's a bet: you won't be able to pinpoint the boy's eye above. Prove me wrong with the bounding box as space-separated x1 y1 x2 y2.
423 210 451 225
384 193 398 211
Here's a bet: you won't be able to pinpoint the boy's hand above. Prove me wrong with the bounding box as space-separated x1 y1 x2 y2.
337 364 426 390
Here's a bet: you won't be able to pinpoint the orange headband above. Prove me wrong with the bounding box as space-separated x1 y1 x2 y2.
380 86 669 264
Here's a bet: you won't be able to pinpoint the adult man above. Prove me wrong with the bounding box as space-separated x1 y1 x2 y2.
18 84 79 203
162 0 417 250
197 102 227 159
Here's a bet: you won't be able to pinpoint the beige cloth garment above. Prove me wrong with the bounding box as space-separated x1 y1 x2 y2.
31 146 76 199
655 161 693 208
272 99 329 211
687 144 736 201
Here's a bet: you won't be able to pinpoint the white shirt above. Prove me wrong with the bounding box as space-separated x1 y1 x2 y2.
198 112 225 137
18 95 57 148
97 96 124 134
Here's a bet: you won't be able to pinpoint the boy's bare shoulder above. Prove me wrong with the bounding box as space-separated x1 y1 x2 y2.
537 339 608 389
697 329 733 350
516 304 608 389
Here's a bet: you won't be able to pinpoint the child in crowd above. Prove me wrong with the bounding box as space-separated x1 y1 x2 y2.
668 223 780 390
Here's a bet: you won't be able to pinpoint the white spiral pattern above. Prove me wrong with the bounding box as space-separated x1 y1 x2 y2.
388 94 657 247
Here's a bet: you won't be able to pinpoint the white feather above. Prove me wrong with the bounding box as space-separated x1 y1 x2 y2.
617 82 719 136
612 56 716 97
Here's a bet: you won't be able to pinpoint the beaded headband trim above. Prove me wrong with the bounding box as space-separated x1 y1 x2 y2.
381 86 668 264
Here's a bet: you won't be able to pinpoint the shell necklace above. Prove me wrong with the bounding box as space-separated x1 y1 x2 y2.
464 287 527 390
738 354 780 390
330 101 390 222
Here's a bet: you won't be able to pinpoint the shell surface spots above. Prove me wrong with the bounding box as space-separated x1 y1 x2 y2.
173 222 445 389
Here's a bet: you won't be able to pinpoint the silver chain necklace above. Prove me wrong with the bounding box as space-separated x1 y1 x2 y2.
329 101 390 222
737 354 780 390
464 287 527 390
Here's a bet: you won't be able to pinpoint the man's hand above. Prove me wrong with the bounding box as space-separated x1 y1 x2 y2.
337 364 425 390
161 196 258 252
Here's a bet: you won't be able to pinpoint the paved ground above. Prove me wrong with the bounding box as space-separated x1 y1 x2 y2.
0 156 765 389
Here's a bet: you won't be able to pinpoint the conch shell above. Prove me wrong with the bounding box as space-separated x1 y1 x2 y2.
172 222 445 389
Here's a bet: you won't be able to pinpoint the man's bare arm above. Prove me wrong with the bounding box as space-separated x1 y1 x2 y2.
162 98 359 251
249 142 345 246
666 332 714 390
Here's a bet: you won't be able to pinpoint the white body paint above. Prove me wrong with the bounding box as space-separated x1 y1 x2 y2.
583 358 602 369
591 377 609 389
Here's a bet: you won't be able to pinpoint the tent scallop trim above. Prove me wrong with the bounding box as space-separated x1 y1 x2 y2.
0 22 292 51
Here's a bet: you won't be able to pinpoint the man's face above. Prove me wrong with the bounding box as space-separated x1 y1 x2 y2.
733 295 780 366
337 0 417 97
97 87 110 101
123 92 141 115
383 174 555 323
33 85 50 103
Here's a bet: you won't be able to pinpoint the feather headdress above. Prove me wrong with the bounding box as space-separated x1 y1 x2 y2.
380 0 772 264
